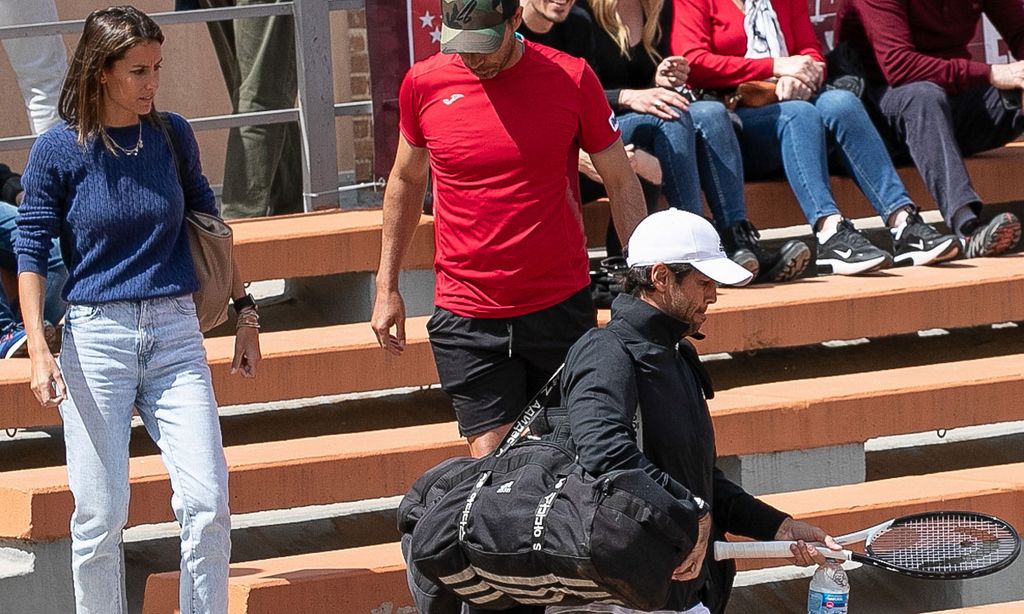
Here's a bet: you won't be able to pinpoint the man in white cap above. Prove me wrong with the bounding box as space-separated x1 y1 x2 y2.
554 209 837 614
372 0 646 459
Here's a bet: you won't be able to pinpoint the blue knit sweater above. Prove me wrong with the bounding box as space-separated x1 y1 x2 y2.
16 113 219 304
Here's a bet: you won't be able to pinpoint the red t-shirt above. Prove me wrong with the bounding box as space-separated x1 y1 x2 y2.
399 40 620 318
670 0 824 89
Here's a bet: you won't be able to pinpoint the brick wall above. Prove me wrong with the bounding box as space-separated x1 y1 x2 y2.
349 9 374 183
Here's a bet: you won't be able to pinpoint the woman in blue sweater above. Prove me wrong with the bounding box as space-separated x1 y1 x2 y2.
15 7 260 613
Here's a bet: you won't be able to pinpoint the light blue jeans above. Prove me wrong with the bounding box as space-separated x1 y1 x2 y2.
0 200 67 333
732 89 914 227
58 296 230 614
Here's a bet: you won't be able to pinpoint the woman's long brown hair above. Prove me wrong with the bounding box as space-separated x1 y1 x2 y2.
589 0 664 66
58 5 164 150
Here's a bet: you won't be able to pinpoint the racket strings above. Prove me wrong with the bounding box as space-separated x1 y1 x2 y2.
866 516 1018 573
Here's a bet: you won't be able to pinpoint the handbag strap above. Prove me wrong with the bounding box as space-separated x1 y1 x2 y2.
155 112 189 211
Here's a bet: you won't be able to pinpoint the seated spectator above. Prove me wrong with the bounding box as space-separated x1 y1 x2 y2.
520 0 811 285
836 0 1023 258
0 163 66 358
671 0 961 275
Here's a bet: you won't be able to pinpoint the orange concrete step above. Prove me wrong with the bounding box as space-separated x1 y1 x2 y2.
583 142 1024 234
923 601 1024 613
233 144 1024 283
3 254 1022 430
5 352 1022 541
0 422 466 541
140 463 1024 614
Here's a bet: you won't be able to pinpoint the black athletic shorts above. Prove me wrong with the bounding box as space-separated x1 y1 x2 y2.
426 287 596 438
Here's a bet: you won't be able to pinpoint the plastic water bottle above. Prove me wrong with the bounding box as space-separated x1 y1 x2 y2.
807 561 849 614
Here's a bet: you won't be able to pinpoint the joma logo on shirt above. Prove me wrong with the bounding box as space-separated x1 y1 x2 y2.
608 110 619 132
443 93 465 105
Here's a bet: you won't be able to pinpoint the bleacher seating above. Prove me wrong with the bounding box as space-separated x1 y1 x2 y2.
3 86 1023 614
140 463 1024 612
4 350 1023 542
3 253 1022 431
227 142 1024 284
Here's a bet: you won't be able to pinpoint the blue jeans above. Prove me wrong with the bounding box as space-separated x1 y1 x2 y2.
617 103 748 228
617 109 703 216
689 100 748 228
734 89 913 226
58 296 230 614
0 200 67 332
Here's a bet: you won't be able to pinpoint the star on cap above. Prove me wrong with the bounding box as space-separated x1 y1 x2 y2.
419 11 435 29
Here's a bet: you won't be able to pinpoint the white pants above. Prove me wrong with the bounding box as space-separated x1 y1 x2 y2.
547 603 712 614
0 0 67 134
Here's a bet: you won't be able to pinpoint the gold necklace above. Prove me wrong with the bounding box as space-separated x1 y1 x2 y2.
107 122 144 156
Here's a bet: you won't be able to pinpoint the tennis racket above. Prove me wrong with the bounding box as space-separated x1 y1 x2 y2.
713 511 1020 580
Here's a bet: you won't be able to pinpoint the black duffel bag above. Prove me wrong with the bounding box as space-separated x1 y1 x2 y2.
398 369 701 611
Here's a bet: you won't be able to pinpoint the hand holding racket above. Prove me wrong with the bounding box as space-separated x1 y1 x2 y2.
715 511 1021 580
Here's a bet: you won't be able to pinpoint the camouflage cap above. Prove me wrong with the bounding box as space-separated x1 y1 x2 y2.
440 0 518 54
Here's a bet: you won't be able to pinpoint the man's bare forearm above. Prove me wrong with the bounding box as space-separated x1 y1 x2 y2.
377 174 428 292
605 172 646 246
590 140 647 247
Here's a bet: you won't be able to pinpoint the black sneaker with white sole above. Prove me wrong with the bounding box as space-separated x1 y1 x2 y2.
721 220 809 284
962 212 1021 259
891 212 960 266
816 220 893 275
759 239 811 283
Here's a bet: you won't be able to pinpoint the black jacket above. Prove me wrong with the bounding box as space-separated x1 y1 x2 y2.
561 293 789 613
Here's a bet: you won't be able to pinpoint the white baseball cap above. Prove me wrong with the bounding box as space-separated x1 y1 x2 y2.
626 209 753 286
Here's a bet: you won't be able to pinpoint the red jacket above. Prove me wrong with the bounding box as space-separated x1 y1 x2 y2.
669 0 824 89
836 0 1024 93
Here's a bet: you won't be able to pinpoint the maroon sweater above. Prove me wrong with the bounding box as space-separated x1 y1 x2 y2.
836 0 1024 94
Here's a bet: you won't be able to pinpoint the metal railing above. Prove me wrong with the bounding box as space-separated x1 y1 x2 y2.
0 0 371 211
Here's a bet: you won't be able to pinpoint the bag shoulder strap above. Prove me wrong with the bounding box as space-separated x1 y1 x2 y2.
493 364 564 458
155 112 189 211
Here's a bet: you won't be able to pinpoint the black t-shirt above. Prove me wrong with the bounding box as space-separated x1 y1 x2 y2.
516 6 595 62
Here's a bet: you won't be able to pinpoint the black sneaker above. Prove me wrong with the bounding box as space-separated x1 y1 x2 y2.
891 212 960 266
721 220 809 284
961 212 1021 259
816 220 893 275
761 239 812 283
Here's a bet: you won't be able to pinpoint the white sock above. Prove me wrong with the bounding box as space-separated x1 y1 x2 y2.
889 208 912 240
816 215 842 244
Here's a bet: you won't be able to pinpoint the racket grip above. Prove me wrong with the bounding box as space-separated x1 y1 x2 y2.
714 541 797 560
714 541 851 562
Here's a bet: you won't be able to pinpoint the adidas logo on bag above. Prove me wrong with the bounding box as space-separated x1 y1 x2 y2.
496 481 515 494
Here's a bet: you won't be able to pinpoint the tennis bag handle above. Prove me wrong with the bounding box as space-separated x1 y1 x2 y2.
492 364 564 458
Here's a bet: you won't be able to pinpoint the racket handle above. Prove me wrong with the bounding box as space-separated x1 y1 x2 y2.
714 541 851 562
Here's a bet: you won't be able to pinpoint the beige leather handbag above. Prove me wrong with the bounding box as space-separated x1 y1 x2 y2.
158 114 233 332
185 210 233 332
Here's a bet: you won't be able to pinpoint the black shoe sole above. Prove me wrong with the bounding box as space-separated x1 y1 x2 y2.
760 241 811 283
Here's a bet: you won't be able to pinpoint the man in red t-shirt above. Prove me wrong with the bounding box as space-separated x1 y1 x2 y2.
371 0 645 458
836 0 1023 258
